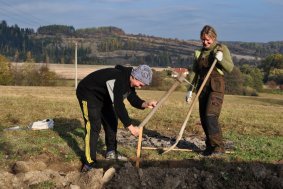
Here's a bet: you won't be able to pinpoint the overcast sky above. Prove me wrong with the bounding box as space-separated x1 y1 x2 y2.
0 0 282 42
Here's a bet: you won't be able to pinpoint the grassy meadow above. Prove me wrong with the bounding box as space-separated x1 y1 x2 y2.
0 86 282 171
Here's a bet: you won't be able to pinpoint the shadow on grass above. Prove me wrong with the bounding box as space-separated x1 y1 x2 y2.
53 118 84 161
0 139 14 157
53 117 105 162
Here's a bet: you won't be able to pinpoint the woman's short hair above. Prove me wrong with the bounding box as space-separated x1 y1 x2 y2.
200 25 217 40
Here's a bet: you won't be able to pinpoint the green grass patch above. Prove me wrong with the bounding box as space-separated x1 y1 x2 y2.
227 132 283 162
29 181 56 189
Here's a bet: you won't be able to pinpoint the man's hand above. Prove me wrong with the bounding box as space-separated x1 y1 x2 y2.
142 100 157 109
215 51 223 62
128 125 139 137
185 91 192 103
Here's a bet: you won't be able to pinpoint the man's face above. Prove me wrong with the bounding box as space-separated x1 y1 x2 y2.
201 34 215 48
130 76 145 88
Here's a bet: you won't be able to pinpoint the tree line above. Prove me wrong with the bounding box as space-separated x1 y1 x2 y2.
0 21 90 64
0 20 282 93
2 20 283 65
1 51 282 95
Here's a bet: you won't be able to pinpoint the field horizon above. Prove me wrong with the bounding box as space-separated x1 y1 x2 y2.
11 63 167 80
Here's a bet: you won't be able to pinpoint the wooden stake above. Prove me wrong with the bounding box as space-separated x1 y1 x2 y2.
135 127 144 168
135 75 185 168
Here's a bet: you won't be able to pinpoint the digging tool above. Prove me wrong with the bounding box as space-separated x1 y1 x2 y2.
170 69 194 87
142 147 234 154
136 74 186 168
163 58 218 154
142 146 194 152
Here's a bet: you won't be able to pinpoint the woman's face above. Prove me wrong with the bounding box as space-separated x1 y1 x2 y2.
201 34 215 48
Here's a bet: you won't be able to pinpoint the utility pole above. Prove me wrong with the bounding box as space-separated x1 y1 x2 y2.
75 42 78 89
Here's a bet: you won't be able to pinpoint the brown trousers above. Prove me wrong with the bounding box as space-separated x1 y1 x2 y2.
198 76 225 151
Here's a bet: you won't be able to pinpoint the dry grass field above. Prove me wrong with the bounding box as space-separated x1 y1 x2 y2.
12 63 167 80
0 86 282 162
0 86 282 188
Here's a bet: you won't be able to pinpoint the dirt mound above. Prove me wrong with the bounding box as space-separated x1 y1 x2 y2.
2 159 282 189
0 168 103 189
106 161 283 189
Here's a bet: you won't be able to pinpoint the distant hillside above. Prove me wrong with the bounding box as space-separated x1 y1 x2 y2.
1 21 283 67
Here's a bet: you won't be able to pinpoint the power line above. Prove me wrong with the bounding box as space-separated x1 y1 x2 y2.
0 0 49 24
0 7 38 28
0 0 52 29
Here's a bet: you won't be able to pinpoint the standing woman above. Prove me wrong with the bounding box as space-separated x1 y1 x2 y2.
186 25 234 156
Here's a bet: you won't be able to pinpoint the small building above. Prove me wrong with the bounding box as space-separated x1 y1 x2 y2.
171 68 189 77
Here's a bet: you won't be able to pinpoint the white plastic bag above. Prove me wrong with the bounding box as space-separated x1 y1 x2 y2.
29 119 54 130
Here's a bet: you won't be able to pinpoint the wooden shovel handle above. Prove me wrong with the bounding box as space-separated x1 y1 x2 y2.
136 74 185 167
163 59 218 154
138 76 184 128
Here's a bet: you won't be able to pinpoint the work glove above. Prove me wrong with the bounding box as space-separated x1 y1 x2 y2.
215 51 223 62
185 91 192 103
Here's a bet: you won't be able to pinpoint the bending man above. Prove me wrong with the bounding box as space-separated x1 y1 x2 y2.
77 64 157 171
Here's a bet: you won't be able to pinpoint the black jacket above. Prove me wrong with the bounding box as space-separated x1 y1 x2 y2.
76 65 145 127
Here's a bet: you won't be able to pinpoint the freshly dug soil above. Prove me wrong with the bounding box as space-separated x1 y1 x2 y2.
106 160 283 189
1 130 282 189
107 130 283 189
